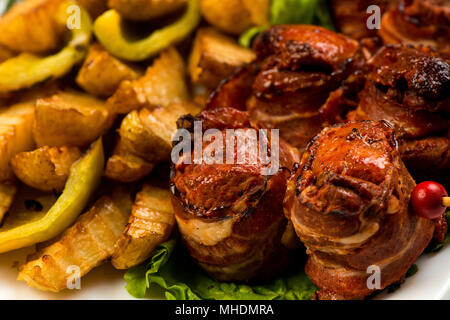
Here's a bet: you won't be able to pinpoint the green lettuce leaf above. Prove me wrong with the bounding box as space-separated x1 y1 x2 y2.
314 0 336 30
239 25 270 48
239 0 335 47
270 0 318 25
124 238 317 300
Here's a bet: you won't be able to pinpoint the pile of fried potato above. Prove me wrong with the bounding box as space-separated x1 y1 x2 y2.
0 0 265 292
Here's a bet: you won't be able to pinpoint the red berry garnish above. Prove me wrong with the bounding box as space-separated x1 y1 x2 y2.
411 181 448 220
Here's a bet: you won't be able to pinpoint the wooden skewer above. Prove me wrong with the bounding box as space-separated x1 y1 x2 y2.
443 197 450 207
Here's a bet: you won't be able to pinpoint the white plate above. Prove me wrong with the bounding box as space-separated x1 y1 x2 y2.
0 243 449 300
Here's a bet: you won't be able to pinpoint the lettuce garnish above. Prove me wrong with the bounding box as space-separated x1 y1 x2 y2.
124 238 317 300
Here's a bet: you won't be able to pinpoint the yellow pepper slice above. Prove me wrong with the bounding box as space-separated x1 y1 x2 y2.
93 0 200 61
0 138 104 253
0 1 92 93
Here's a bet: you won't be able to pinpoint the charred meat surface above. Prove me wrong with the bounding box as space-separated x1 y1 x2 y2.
170 107 299 282
284 121 435 299
380 0 450 56
348 45 450 177
207 25 365 152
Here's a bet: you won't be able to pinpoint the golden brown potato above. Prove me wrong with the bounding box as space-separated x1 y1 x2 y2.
121 102 200 162
0 183 16 223
112 184 175 269
244 0 270 26
200 0 269 35
33 91 114 147
106 47 189 114
189 28 256 88
0 0 65 53
108 0 186 21
104 101 200 182
104 138 155 183
119 110 170 164
77 0 108 18
17 187 132 292
76 43 142 98
0 102 35 182
11 146 81 192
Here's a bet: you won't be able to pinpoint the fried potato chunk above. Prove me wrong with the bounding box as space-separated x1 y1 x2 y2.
189 28 255 89
106 47 189 114
119 107 177 163
0 0 65 53
0 102 35 182
76 43 142 98
112 185 175 269
17 188 132 292
33 91 114 147
0 183 17 223
104 138 155 183
11 146 81 192
108 0 186 21
105 101 200 182
200 0 269 35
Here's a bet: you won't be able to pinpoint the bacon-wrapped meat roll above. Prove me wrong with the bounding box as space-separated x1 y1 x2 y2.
348 45 450 177
207 25 365 152
170 107 299 282
380 0 450 57
284 121 435 299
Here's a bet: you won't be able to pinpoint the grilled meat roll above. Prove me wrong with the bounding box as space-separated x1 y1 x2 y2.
348 45 450 177
170 107 299 282
207 25 365 152
380 0 450 56
284 121 435 299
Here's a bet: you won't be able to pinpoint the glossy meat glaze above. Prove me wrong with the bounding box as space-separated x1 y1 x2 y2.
284 121 435 299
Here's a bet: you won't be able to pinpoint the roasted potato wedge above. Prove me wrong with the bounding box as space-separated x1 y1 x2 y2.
0 183 17 223
0 102 35 182
105 101 200 182
11 146 81 192
108 0 186 21
0 0 65 53
189 28 255 88
104 138 155 183
120 102 200 163
112 184 175 269
106 47 189 114
244 0 270 26
17 187 132 292
119 110 171 164
33 91 114 147
200 0 269 35
76 43 142 98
